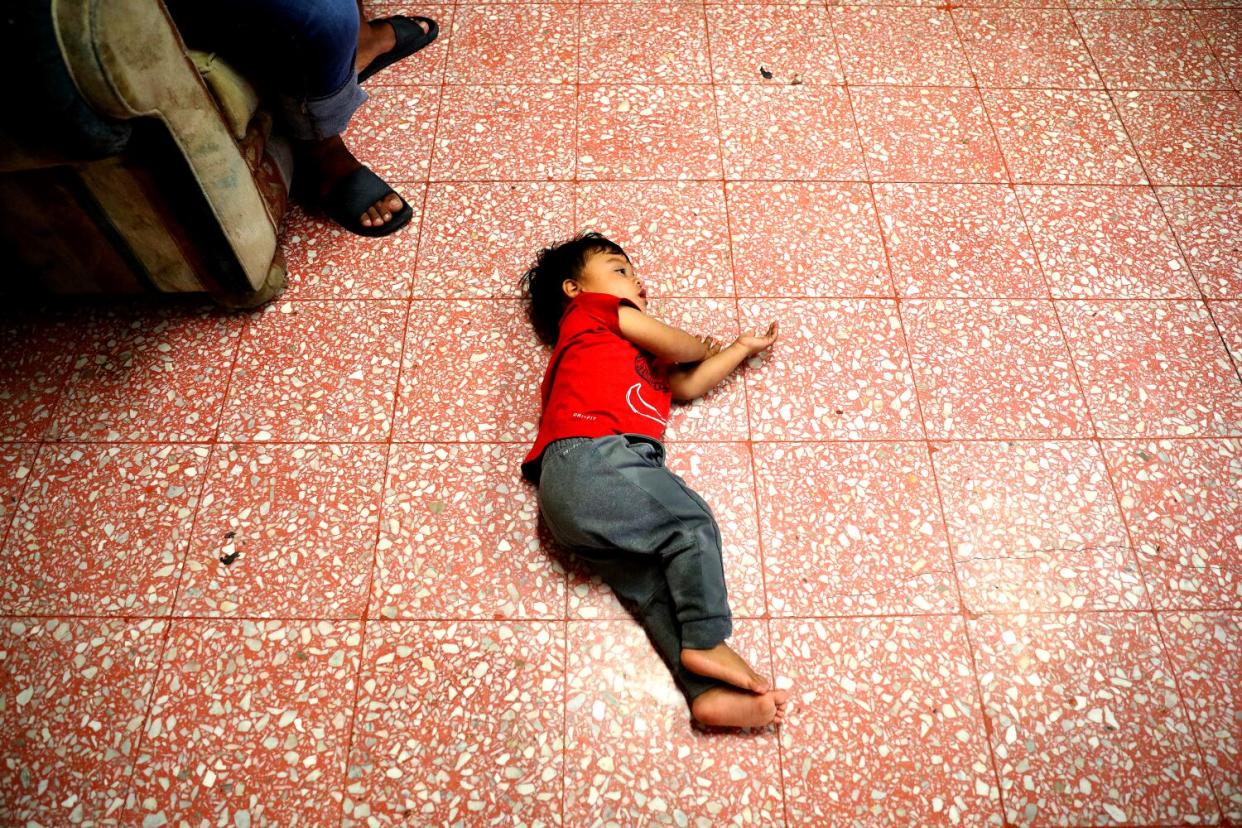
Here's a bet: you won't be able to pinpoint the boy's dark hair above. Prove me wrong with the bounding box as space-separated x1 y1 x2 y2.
519 231 629 346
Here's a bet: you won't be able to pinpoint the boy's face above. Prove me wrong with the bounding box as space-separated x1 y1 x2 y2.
563 251 647 312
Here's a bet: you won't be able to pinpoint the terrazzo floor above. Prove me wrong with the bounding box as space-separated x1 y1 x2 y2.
2 1 1241 825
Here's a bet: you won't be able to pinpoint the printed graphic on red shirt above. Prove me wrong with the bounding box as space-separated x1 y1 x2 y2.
626 352 670 427
634 353 670 392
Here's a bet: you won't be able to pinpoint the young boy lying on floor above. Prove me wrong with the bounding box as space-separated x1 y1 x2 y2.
520 232 788 728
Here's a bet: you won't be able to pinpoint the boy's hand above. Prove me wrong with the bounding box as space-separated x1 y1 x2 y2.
696 335 724 359
734 321 779 356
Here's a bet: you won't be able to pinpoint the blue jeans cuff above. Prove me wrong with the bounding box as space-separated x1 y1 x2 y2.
277 72 367 140
681 616 732 651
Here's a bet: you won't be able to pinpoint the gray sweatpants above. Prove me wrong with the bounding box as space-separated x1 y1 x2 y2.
537 434 733 702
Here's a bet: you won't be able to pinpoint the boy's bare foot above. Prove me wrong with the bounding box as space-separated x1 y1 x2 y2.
681 643 770 693
691 687 790 729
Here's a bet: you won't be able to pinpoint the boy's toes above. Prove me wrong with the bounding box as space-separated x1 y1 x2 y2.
383 193 404 215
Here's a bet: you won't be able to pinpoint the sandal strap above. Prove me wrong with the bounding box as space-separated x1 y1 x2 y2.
323 166 411 237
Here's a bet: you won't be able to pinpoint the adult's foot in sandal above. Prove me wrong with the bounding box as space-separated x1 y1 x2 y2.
295 135 403 230
354 17 433 76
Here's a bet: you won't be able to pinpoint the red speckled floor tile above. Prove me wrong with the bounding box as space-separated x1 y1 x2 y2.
125 619 359 827
738 299 922 440
726 181 890 297
1115 91 1242 185
8 5 1237 821
851 87 1007 182
50 304 244 443
833 8 973 85
932 440 1145 612
345 620 564 825
1102 438 1241 609
2 444 204 615
716 84 867 180
580 3 710 84
218 301 407 443
957 0 1069 9
394 300 544 442
1076 9 1233 90
702 0 829 5
771 616 1001 826
567 441 765 619
1058 299 1242 437
414 182 573 298
873 183 1045 298
970 612 1220 825
705 6 841 84
575 181 734 298
174 443 387 619
1071 0 1186 8
984 89 1146 185
373 443 562 618
1158 611 1242 820
0 617 165 825
279 197 424 300
1016 185 1197 298
563 620 783 825
1192 9 1242 86
1213 300 1242 365
652 299 750 441
0 444 36 547
445 4 575 84
904 299 1093 439
954 9 1102 88
578 84 722 180
1157 186 1242 299
433 85 576 181
1184 0 1242 10
753 442 957 616
342 86 439 183
0 306 86 442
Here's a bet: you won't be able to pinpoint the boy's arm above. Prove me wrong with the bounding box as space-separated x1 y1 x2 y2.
617 305 713 363
667 322 779 402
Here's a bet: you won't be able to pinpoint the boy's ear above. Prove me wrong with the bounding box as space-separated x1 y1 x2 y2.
562 279 580 299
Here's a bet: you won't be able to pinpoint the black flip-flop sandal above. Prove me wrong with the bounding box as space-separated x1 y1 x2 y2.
358 16 439 84
323 165 412 237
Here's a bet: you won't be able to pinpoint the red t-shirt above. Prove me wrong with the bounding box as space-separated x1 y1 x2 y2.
522 291 672 482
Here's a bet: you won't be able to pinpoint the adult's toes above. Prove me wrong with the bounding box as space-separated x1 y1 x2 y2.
357 194 403 228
